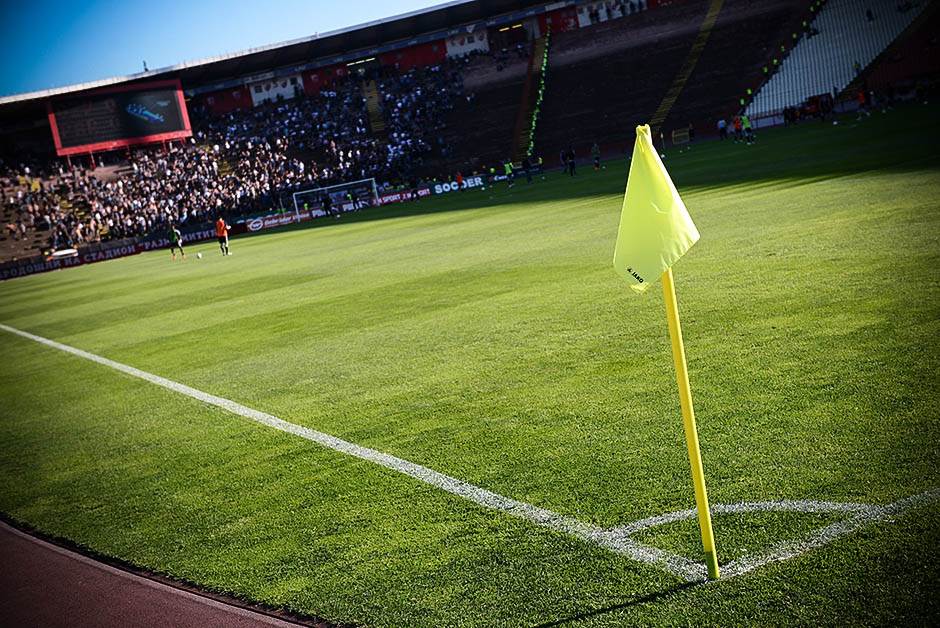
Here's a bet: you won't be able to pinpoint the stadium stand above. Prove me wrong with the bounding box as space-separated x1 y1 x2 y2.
434 43 534 174
376 60 468 179
745 0 930 118
1 61 469 254
862 2 940 92
660 0 805 138
1 0 937 268
534 1 708 165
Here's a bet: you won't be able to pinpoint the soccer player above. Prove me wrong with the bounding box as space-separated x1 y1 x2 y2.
322 191 336 218
504 160 514 188
741 114 754 144
591 142 601 170
169 224 185 261
215 215 231 256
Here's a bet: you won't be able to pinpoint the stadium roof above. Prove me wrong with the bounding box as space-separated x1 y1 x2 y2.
1 0 561 117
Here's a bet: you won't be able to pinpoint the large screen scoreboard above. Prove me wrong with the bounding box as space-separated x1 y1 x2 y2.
47 79 192 156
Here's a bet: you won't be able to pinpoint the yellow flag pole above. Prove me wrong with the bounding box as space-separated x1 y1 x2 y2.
661 267 720 579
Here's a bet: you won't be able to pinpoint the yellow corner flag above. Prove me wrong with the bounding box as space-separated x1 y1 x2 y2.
613 125 720 580
613 125 699 293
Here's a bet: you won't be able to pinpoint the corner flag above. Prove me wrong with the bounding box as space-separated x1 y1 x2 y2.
613 125 699 293
613 125 720 580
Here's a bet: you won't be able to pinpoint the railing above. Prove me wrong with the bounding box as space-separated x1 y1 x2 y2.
525 30 551 159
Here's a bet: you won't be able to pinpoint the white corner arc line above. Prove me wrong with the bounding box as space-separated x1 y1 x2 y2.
0 323 701 582
2 322 937 585
720 488 940 578
615 499 873 537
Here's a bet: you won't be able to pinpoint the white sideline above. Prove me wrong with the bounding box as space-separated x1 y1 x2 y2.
2 322 937 584
0 323 702 582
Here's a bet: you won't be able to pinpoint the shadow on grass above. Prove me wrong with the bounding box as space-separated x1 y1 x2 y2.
531 581 701 627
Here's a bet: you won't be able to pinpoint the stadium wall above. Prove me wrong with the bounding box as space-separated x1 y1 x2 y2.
538 7 580 32
445 30 490 56
202 87 253 115
379 40 447 71
248 74 304 106
303 65 351 95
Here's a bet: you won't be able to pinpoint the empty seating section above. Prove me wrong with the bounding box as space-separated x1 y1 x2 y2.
534 2 708 163
746 0 929 117
433 48 532 174
865 4 940 89
662 0 804 136
437 80 526 173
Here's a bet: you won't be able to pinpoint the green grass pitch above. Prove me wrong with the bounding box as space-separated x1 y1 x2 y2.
1 104 939 626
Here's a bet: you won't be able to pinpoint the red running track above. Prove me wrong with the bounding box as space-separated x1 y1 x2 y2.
0 521 324 627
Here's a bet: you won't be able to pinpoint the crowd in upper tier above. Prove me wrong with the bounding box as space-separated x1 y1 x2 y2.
1 58 470 253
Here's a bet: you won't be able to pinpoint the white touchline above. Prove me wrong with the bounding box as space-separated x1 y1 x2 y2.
1 322 937 584
0 323 702 582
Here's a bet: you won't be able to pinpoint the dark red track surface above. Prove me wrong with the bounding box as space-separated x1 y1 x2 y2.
0 522 319 627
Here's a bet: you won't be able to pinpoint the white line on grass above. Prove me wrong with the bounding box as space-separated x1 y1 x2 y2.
2 322 936 584
601 494 940 578
719 489 940 578
0 323 702 582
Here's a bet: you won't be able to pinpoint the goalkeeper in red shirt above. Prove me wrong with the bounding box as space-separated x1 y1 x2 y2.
215 216 231 256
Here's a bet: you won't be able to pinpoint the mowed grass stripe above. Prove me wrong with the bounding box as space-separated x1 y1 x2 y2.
0 330 687 627
0 321 708 581
1 104 939 626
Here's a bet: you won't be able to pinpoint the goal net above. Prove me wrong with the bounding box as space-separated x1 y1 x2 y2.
291 178 378 216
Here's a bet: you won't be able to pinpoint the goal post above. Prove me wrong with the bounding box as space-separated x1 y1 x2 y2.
291 178 379 217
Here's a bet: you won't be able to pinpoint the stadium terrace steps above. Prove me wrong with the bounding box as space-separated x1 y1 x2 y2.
435 50 534 175
439 81 525 173
857 1 940 90
535 1 709 164
648 0 725 132
511 37 548 163
661 0 806 138
362 80 387 137
462 52 531 92
746 0 930 117
0 230 44 261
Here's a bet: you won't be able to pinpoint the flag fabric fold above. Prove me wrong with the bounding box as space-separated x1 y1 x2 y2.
613 124 700 293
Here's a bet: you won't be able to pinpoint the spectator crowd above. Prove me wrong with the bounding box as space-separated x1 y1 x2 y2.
2 58 469 255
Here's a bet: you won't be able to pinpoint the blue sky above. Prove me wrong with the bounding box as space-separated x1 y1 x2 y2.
0 0 445 97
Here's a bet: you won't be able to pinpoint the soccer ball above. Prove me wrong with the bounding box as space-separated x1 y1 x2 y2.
196 252 203 259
